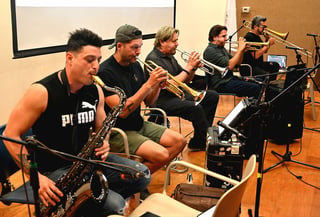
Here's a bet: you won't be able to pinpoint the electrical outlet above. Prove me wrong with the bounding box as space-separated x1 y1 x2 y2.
242 6 250 13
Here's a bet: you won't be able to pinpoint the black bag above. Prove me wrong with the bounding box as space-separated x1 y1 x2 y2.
172 183 225 212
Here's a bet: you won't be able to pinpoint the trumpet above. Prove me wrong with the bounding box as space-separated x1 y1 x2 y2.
243 20 312 58
175 48 229 77
227 41 270 50
136 57 206 105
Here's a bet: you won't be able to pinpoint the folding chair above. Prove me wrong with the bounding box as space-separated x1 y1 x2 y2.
109 155 256 217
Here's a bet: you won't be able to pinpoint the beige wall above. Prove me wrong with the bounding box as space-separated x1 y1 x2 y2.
236 0 320 67
0 0 227 123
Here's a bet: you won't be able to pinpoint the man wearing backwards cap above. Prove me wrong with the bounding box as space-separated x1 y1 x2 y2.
98 24 186 175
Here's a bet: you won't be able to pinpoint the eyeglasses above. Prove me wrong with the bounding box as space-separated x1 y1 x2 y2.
259 25 267 29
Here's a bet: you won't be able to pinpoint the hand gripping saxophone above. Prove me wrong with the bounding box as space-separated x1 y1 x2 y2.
40 76 127 217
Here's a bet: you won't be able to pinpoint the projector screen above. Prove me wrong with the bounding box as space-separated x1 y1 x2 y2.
11 0 176 58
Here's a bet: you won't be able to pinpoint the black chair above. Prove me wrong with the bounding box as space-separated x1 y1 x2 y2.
0 124 34 205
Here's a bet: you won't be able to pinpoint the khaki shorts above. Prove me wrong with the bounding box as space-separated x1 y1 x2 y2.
109 121 167 154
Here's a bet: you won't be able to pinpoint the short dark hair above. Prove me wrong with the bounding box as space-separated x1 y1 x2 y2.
251 16 267 29
208 25 228 42
66 28 103 52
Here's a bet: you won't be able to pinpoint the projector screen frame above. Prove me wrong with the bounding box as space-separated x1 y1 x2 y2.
10 0 176 59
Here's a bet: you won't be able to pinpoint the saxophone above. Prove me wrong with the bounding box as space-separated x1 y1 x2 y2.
40 75 127 217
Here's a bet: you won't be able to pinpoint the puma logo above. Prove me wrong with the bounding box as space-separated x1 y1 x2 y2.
82 101 97 112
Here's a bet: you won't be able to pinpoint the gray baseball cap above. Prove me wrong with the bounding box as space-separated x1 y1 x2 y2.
108 24 142 49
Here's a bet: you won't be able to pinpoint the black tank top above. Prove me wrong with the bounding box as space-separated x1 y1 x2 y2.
33 70 99 173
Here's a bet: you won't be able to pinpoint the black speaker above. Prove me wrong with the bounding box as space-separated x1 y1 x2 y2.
265 86 304 143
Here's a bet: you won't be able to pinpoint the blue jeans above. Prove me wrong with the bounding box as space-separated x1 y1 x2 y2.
24 154 150 216
216 76 261 98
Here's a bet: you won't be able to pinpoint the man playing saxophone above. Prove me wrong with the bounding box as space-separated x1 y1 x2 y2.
3 28 150 217
145 26 219 151
203 24 261 98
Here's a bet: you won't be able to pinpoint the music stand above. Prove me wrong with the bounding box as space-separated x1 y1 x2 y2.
304 34 320 132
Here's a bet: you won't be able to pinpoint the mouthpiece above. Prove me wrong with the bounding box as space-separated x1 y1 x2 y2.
92 75 105 87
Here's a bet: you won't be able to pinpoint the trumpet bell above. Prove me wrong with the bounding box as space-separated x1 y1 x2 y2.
194 90 206 106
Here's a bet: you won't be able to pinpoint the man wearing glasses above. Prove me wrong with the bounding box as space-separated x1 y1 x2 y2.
240 15 279 81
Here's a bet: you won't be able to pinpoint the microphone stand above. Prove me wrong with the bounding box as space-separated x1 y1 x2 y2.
0 134 135 217
304 34 320 132
237 63 320 217
227 21 245 54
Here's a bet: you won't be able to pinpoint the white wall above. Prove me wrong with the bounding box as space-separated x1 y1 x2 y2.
0 0 226 124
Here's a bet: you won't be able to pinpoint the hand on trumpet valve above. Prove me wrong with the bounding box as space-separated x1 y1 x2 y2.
238 37 249 52
148 67 167 89
186 51 203 71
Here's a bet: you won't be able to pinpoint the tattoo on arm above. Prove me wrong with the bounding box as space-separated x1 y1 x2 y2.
126 102 134 113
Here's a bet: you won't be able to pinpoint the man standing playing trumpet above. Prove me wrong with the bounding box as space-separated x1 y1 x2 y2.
203 24 261 98
241 15 280 80
145 26 219 151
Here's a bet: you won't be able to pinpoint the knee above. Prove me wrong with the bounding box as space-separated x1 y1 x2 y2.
153 149 170 163
210 91 220 103
101 190 126 215
177 135 187 148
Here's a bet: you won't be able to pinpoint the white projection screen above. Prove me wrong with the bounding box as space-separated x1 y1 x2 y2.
11 0 176 58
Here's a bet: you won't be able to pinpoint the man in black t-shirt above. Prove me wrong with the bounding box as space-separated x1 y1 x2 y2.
241 15 280 80
98 24 186 174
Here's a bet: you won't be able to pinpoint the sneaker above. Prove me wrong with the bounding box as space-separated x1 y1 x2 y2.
188 145 206 152
188 138 206 151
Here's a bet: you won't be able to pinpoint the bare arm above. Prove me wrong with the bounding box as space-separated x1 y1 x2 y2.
3 84 47 175
176 51 202 83
3 83 63 206
228 37 249 70
94 85 110 161
251 37 276 60
105 67 167 118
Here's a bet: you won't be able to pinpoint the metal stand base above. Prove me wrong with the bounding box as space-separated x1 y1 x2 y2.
263 143 320 173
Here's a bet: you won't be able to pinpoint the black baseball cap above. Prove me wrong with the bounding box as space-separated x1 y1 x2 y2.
108 24 142 49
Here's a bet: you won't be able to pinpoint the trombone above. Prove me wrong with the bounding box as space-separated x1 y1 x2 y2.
136 57 206 105
175 48 229 78
243 20 312 58
227 41 270 50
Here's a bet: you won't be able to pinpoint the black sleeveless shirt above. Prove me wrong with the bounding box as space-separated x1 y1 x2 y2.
33 70 99 173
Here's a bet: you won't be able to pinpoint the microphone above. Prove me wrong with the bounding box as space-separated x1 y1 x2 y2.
217 121 247 140
240 76 264 85
307 33 320 37
121 171 145 180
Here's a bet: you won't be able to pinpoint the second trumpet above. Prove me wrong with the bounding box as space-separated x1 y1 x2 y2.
136 57 206 105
